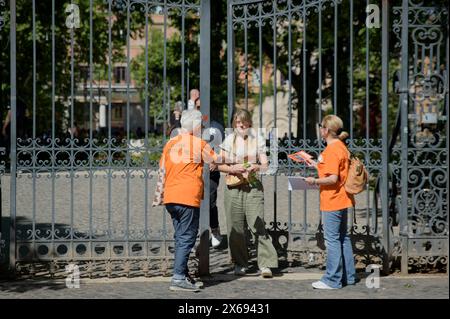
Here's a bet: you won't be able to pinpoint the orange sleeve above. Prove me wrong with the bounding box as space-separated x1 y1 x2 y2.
318 150 340 177
201 141 217 164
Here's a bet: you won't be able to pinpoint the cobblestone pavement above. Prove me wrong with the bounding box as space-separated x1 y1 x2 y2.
1 171 384 278
0 273 448 299
2 172 447 303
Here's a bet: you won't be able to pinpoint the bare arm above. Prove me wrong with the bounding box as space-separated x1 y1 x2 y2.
246 152 268 174
305 175 338 186
217 149 246 174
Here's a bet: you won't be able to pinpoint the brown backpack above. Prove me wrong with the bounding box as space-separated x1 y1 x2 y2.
344 155 368 194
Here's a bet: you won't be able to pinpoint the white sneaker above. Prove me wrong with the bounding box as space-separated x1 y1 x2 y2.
260 267 273 278
234 265 247 276
211 229 223 248
312 281 338 290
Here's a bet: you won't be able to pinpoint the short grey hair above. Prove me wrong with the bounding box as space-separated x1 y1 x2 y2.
174 101 183 112
180 109 202 133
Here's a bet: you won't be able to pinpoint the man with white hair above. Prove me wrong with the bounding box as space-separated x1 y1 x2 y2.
160 109 230 292
187 89 200 110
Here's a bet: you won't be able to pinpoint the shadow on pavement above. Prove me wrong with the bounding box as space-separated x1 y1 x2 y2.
0 280 67 293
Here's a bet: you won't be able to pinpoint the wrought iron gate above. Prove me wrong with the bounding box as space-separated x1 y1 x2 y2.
226 0 448 273
1 0 448 277
392 1 448 274
2 0 210 277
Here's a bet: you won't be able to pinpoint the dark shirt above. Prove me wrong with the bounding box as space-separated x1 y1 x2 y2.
170 112 182 129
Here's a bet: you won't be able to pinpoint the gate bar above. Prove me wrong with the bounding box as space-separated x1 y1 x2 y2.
446 15 449 275
9 0 17 272
381 0 390 273
399 0 409 275
227 0 235 127
199 0 211 276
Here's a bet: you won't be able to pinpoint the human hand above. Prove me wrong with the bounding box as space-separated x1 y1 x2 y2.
210 163 217 171
304 177 316 185
245 164 259 173
306 159 318 168
230 164 246 174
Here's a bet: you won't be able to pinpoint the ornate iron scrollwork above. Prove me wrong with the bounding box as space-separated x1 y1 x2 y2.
392 1 448 272
0 0 5 32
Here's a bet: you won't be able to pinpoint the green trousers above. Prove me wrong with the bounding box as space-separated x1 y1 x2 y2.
224 184 279 269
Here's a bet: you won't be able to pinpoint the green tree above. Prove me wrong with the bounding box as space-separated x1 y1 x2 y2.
131 2 229 128
240 1 376 139
131 28 182 125
0 0 144 137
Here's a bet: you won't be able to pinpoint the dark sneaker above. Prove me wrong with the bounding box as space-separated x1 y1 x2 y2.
187 274 204 289
169 278 201 292
234 265 247 276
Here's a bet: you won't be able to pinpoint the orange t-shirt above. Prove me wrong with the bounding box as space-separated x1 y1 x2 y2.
317 140 355 211
161 133 217 208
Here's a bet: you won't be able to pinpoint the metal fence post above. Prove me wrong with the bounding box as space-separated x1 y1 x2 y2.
199 0 211 276
399 0 409 275
9 0 17 273
0 148 3 265
381 0 390 275
227 0 235 128
446 14 449 276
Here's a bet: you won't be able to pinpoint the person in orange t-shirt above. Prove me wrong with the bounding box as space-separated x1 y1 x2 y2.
305 115 356 289
160 109 218 292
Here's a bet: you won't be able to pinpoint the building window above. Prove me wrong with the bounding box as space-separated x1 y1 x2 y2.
114 66 127 83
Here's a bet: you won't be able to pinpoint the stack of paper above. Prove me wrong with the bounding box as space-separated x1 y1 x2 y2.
288 150 314 166
288 177 319 190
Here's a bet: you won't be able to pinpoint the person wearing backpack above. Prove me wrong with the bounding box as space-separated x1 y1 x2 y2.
304 115 357 289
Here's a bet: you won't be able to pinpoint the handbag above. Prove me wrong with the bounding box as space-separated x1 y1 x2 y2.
224 134 247 187
225 173 246 187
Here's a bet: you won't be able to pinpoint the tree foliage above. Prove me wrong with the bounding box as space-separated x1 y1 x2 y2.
131 28 182 120
0 0 144 136
131 1 228 127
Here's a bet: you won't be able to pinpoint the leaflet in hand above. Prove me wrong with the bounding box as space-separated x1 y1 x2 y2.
288 150 314 166
288 176 319 190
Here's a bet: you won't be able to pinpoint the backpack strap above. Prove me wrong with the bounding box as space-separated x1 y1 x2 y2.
352 204 356 226
346 149 357 226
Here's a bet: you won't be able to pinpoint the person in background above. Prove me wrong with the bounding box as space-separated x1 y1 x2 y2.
136 126 144 139
169 101 183 134
305 114 356 289
2 98 28 156
187 89 200 110
207 118 225 248
193 90 225 248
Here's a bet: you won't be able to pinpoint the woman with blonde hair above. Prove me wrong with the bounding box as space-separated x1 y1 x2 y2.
218 109 278 278
305 114 356 289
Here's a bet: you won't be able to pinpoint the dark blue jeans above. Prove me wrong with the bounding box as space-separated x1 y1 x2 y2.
321 209 356 288
166 204 200 280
